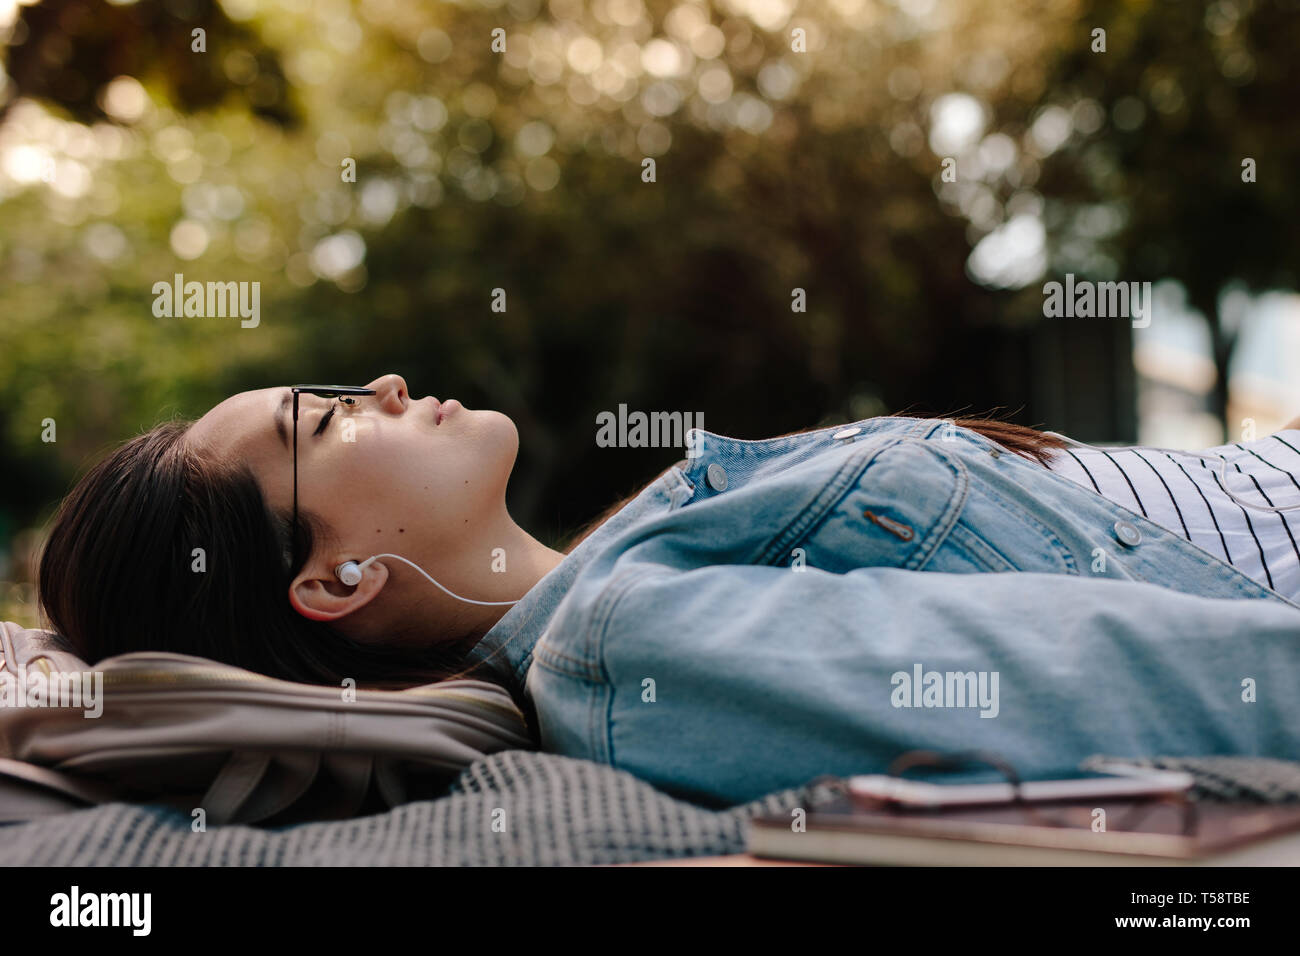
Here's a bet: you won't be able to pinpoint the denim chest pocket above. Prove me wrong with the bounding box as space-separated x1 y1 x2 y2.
784 438 1078 576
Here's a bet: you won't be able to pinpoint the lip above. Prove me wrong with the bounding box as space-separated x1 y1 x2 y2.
436 398 461 425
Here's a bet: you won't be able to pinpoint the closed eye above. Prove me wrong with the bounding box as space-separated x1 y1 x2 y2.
312 402 337 437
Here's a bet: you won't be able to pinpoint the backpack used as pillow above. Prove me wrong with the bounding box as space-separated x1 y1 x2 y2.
0 621 534 826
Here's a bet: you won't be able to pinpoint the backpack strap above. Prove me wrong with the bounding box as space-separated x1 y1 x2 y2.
201 752 274 825
200 751 346 825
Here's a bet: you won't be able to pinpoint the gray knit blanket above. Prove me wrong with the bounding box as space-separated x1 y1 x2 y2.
1 751 1298 866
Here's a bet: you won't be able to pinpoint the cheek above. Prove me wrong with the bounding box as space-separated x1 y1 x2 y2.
434 422 516 514
336 414 517 523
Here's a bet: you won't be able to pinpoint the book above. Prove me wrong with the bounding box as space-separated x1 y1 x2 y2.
747 790 1300 866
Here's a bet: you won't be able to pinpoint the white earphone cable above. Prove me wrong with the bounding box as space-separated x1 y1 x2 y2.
353 553 521 605
1043 432 1300 515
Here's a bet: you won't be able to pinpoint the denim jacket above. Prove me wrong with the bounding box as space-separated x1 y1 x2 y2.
466 417 1300 806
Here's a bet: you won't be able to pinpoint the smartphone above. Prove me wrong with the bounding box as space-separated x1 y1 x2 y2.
847 764 1194 808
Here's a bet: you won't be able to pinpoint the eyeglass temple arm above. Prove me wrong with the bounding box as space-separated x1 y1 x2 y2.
291 390 300 553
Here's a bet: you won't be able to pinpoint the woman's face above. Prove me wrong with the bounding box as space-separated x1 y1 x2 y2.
186 373 519 575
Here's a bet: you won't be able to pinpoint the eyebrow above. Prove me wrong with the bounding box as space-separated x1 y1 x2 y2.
274 391 290 448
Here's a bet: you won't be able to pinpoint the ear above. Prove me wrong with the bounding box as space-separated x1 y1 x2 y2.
288 560 390 622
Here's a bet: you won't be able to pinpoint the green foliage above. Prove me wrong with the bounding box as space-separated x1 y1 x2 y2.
0 0 1295 608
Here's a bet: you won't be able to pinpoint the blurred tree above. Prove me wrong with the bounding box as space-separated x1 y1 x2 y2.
1 0 1075 546
3 0 297 126
0 0 1294 577
1029 0 1300 439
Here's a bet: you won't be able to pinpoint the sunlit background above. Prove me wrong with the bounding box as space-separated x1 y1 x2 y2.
3 0 1299 623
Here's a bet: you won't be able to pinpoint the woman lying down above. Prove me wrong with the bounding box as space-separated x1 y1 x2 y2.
38 374 1300 806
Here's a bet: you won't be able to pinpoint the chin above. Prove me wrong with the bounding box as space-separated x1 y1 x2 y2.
482 408 518 443
473 409 519 470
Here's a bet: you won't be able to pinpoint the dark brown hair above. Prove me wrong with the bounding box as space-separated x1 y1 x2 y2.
941 415 1066 464
38 419 500 690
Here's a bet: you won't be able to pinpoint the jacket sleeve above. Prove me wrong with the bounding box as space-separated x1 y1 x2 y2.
528 561 1300 806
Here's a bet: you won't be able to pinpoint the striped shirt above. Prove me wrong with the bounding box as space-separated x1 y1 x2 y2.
1041 431 1300 603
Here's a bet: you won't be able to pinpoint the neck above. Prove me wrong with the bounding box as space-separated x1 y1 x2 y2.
403 512 565 652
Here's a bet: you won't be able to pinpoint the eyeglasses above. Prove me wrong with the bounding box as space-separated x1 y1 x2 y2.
288 384 376 565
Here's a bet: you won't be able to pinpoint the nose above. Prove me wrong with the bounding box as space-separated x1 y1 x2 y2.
365 374 409 414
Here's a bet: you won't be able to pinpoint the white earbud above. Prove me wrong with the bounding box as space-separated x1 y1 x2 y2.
332 553 521 606
335 561 364 587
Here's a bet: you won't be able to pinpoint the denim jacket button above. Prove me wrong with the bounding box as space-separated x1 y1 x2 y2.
832 427 862 441
1113 520 1142 547
706 463 729 491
